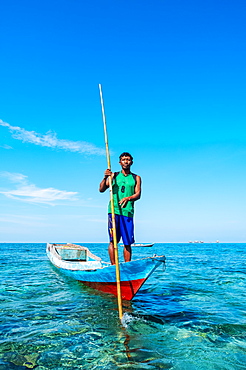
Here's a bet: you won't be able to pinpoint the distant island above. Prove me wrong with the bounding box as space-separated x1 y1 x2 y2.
188 240 220 243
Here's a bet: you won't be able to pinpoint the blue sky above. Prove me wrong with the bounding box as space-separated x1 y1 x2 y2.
1 0 246 243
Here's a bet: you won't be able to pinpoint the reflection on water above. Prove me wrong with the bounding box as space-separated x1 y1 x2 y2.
0 243 246 369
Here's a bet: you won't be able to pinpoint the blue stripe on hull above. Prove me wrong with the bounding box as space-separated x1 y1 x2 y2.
57 257 163 283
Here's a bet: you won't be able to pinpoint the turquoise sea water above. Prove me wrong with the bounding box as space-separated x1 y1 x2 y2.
1 243 246 369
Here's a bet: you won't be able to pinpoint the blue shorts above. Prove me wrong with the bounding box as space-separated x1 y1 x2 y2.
108 214 135 245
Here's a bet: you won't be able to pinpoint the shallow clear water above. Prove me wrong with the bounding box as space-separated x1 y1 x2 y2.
0 243 246 369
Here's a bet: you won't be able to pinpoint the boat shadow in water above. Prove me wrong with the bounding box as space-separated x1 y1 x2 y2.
131 284 205 327
47 260 134 313
48 259 197 328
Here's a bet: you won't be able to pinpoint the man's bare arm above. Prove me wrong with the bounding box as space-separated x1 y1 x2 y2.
99 169 113 192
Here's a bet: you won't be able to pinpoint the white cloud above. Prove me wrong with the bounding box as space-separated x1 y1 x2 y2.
0 144 13 149
0 120 105 155
0 172 78 205
1 172 28 184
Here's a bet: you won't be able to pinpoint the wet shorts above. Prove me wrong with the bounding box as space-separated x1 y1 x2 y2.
108 214 135 245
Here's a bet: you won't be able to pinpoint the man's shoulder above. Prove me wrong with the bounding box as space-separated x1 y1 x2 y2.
131 173 141 185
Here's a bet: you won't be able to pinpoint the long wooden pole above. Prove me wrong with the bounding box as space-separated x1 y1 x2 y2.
98 84 123 320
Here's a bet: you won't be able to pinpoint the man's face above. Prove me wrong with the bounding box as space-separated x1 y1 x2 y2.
119 156 133 170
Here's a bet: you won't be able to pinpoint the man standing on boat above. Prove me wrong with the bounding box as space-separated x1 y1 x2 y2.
99 152 142 264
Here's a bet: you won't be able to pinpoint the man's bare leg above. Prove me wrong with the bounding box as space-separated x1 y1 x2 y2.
124 245 132 262
108 242 115 265
109 243 132 264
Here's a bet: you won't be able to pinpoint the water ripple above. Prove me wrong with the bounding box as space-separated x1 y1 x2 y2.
0 243 246 369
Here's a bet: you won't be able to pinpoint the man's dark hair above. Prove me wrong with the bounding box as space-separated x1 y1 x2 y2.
119 152 133 161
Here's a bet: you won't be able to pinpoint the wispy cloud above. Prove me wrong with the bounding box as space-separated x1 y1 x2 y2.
1 172 28 183
0 214 49 226
0 144 13 149
0 120 105 155
0 172 78 205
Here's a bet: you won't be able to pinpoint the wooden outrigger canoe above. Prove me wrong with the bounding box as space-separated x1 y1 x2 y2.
46 243 165 301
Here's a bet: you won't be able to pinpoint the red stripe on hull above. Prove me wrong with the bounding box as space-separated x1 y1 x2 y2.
79 278 146 300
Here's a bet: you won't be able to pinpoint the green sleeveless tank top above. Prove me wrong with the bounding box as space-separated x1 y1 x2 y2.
108 172 136 218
